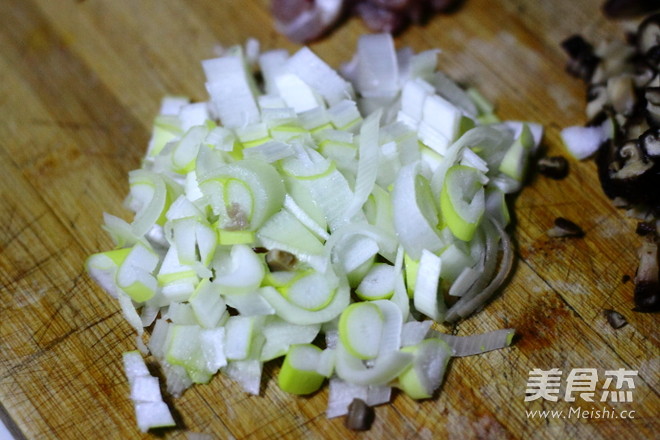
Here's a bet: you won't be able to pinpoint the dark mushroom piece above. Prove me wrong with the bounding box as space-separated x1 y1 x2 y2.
596 136 660 207
645 87 660 126
636 221 657 235
603 309 628 329
634 236 660 312
265 249 298 272
639 126 660 156
562 11 660 314
646 45 660 71
586 107 613 129
637 13 660 58
586 85 611 120
345 398 375 431
596 138 620 201
608 74 637 115
561 35 600 81
547 217 585 238
632 61 656 88
537 156 569 179
622 104 651 139
612 196 632 208
591 40 637 84
611 140 654 179
603 0 660 18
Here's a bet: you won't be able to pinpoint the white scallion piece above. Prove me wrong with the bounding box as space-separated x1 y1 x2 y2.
87 35 540 432
413 250 445 322
432 328 516 357
203 50 260 128
122 351 175 432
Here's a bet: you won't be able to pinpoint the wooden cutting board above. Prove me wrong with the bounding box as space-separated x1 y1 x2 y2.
0 0 657 438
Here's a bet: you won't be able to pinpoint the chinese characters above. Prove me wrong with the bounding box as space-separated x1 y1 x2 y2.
525 368 637 403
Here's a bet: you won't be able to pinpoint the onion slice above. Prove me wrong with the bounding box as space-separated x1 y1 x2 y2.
445 219 514 322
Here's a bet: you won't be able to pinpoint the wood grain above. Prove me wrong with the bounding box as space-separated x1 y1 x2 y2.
0 0 658 439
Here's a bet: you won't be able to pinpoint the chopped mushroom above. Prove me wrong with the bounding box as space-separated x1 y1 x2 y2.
345 398 375 431
265 249 298 272
537 156 569 179
632 62 656 88
636 13 660 56
561 35 600 81
596 134 660 208
640 126 660 156
645 87 660 125
647 45 660 70
623 108 650 139
607 74 637 115
563 13 660 314
591 39 636 84
586 84 610 119
610 140 653 180
604 309 628 328
636 221 656 235
547 217 585 238
634 236 660 312
602 0 660 18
